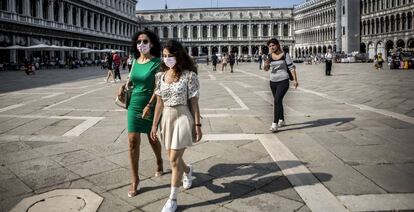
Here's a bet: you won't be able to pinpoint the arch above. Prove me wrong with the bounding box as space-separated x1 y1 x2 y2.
368 42 375 59
386 40 394 57
376 41 385 57
262 46 269 55
317 46 322 54
191 47 199 56
360 42 367 53
407 38 414 48
402 13 406 30
242 46 248 54
212 46 219 54
396 39 405 48
231 46 239 54
396 14 401 31
202 26 208 38
408 12 412 30
201 47 208 55
192 26 197 38
323 45 327 53
380 17 385 33
222 46 229 54
163 26 168 38
390 15 395 32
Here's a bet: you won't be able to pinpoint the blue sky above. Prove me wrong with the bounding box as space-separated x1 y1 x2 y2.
136 0 305 10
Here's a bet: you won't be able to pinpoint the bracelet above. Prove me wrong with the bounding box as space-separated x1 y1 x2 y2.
195 124 202 127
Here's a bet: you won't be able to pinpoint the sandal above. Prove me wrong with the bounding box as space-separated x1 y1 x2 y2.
127 182 140 197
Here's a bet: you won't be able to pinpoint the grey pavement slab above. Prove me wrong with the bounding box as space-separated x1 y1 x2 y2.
66 158 120 177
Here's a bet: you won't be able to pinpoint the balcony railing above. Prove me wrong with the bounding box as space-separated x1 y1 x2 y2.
0 11 131 42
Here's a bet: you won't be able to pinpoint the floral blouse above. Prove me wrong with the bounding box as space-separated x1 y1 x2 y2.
155 70 200 107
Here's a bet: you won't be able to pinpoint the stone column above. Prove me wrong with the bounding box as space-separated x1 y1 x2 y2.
168 25 172 38
37 0 43 18
188 46 192 56
198 46 201 56
96 14 100 31
178 26 182 38
197 25 201 39
10 35 16 63
218 45 222 55
228 45 231 53
288 24 292 37
90 12 95 30
258 24 263 37
48 0 54 21
187 25 191 39
23 0 30 16
279 23 283 36
238 24 242 38
8 0 16 13
158 27 163 38
83 9 88 28
228 24 231 38
76 7 81 27
269 24 273 36
259 46 263 54
208 46 212 57
218 24 222 38
68 4 73 25
58 1 64 23
248 24 252 37
248 45 252 56
238 45 242 56
208 24 212 38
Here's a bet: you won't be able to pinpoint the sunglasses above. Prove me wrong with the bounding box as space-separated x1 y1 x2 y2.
136 39 149 45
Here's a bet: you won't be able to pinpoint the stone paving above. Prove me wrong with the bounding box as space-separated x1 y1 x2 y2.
0 62 413 212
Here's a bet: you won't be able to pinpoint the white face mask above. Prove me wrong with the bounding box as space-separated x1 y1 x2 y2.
137 43 150 54
164 57 176 68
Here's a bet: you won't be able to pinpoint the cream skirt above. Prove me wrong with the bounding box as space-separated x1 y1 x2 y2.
159 105 194 150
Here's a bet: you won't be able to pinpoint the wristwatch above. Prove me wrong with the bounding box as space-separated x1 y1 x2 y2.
195 123 202 127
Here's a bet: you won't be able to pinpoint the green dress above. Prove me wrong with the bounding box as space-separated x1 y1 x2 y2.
127 57 161 133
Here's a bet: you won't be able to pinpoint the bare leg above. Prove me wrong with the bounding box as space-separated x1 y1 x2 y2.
128 132 141 196
169 149 186 188
146 134 163 176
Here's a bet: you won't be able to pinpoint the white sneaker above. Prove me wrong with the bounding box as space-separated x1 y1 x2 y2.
269 126 278 133
104 78 108 83
110 80 115 83
278 120 285 127
182 164 193 189
161 199 177 212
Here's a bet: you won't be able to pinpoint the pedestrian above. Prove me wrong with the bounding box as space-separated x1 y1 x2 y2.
325 47 333 75
374 54 379 70
105 52 115 82
229 52 235 73
221 53 228 71
113 51 122 81
151 39 202 212
211 53 218 71
127 55 133 73
263 38 299 132
126 30 164 197
258 53 263 70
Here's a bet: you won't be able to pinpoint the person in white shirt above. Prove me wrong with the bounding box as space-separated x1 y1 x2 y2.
325 48 333 76
151 40 202 212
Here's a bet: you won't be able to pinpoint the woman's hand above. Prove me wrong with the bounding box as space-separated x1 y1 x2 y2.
293 80 299 89
150 125 158 141
263 59 270 71
195 126 202 142
142 105 151 119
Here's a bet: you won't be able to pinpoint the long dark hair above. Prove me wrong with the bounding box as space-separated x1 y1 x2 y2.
131 30 161 58
160 40 198 77
267 38 281 52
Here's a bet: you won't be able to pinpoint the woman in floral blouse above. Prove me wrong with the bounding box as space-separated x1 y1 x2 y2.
151 40 202 212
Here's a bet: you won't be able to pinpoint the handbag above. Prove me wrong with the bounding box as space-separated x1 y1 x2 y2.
283 53 294 81
115 59 135 109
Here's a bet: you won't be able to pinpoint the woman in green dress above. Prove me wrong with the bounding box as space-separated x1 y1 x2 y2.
127 30 163 197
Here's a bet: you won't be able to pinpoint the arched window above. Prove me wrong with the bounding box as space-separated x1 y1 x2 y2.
402 13 406 30
273 24 278 36
203 26 207 38
232 25 238 37
183 26 188 38
192 26 197 38
396 14 400 31
173 26 177 38
390 15 395 31
163 26 168 38
252 25 258 37
223 25 228 37
212 26 217 38
53 1 59 22
242 25 248 37
263 25 268 36
408 12 412 30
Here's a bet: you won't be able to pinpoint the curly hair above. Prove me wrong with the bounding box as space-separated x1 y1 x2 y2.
160 40 198 77
131 30 161 58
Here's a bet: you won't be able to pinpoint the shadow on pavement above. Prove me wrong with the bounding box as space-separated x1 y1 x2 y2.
278 117 355 132
179 161 332 211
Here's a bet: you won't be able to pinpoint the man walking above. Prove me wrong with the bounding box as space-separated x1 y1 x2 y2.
112 51 121 81
325 48 333 76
